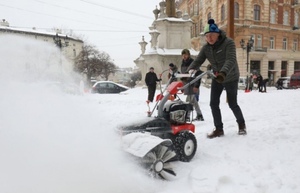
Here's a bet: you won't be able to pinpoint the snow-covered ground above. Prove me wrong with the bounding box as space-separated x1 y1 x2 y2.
1 36 300 193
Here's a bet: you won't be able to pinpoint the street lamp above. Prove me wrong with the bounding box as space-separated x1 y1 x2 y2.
53 33 69 78
53 33 69 49
240 36 254 92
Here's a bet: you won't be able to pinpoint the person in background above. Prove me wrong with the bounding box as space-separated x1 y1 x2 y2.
248 75 254 91
257 74 263 92
145 67 161 102
187 19 246 138
194 69 204 102
181 49 204 121
276 78 283 90
168 63 180 82
262 78 269 92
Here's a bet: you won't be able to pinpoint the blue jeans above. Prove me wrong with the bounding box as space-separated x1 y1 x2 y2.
210 79 245 130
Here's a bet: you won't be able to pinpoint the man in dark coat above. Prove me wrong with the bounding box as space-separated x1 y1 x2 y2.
256 74 264 92
168 63 180 81
187 19 247 138
145 67 161 102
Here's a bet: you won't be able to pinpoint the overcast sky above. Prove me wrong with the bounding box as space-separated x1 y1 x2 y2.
0 0 162 68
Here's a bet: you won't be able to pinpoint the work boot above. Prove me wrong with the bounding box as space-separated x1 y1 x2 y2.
196 114 204 121
207 129 224 139
238 123 247 135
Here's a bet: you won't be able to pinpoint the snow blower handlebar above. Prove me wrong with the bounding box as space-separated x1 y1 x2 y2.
157 70 216 118
177 70 216 90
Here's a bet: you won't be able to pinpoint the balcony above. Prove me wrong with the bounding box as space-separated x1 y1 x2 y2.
253 47 268 52
293 0 300 9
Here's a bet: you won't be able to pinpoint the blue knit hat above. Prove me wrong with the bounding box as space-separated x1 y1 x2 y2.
204 19 220 34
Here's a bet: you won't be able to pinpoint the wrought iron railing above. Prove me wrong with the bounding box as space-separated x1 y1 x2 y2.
253 47 268 52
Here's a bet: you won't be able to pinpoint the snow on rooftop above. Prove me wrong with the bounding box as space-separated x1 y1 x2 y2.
0 24 82 41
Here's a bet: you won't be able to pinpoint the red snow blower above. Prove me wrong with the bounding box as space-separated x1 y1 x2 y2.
119 70 215 180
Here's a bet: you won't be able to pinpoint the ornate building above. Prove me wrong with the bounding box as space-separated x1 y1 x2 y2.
134 0 198 84
177 0 300 85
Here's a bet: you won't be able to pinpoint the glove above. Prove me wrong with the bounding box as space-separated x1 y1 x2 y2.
216 72 226 83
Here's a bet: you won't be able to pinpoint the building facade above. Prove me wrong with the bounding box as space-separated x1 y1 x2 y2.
177 0 300 85
0 19 83 66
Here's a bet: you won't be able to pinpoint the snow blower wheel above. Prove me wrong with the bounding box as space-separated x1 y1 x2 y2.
173 131 197 162
141 144 177 180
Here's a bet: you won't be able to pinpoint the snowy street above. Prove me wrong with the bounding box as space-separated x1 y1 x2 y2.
1 35 300 193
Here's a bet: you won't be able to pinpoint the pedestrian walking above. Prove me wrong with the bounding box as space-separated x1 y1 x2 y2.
145 67 161 102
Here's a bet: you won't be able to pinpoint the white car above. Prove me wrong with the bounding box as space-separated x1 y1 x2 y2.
238 77 247 90
275 77 290 89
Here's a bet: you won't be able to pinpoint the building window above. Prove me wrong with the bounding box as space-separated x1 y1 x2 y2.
234 2 239 18
257 35 262 48
281 61 287 77
283 37 287 50
221 4 225 21
293 39 298 51
270 9 276 24
295 62 300 73
207 12 211 20
283 11 289 25
252 34 256 48
73 49 76 57
194 2 198 15
254 5 261 21
270 37 275 49
200 19 203 33
295 12 299 27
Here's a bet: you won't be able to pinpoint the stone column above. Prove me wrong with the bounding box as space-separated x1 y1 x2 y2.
274 60 281 80
159 1 167 18
149 31 160 49
288 60 294 76
139 36 148 55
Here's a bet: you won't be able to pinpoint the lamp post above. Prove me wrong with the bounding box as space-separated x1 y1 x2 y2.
240 36 254 92
53 33 69 78
53 33 69 49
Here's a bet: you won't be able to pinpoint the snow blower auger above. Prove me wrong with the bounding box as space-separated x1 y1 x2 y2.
119 70 216 180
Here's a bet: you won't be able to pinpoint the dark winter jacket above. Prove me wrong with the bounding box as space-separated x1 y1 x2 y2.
183 70 202 95
187 30 240 83
181 57 194 74
145 72 160 87
168 65 180 80
180 57 202 95
257 75 263 86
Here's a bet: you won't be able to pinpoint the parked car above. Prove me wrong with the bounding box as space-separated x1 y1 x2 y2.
275 77 290 89
238 77 246 90
91 81 129 94
290 73 300 89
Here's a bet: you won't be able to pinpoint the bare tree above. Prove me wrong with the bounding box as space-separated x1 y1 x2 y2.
74 44 117 84
98 52 117 80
